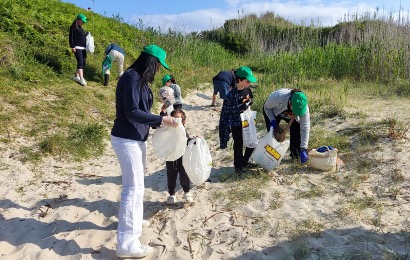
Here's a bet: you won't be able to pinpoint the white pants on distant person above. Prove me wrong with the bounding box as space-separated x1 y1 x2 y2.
107 50 124 76
111 135 146 254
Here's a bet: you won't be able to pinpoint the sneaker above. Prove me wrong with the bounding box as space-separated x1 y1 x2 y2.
116 245 153 258
167 195 177 205
79 78 87 86
235 167 247 175
72 76 80 83
183 192 193 203
142 219 150 228
244 162 258 169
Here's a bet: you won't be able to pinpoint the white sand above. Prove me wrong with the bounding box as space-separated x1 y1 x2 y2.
0 85 409 259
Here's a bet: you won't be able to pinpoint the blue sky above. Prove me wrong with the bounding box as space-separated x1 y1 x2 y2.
62 0 410 32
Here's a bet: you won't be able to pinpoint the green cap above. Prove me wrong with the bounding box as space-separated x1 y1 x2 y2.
162 74 171 85
235 66 257 83
142 44 170 70
77 13 87 23
291 92 308 116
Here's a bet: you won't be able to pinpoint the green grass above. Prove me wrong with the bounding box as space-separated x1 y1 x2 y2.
1 0 410 163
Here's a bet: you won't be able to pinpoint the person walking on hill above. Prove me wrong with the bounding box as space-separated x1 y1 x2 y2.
110 44 177 259
69 13 88 86
211 69 236 106
219 66 257 175
263 88 311 163
102 43 125 86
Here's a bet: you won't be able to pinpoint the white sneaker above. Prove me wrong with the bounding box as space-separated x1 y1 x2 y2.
72 76 80 82
79 78 87 86
167 195 177 205
142 219 150 228
183 192 193 203
116 245 153 258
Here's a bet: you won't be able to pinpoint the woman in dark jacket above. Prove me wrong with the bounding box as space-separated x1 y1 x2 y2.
111 44 176 259
69 13 88 86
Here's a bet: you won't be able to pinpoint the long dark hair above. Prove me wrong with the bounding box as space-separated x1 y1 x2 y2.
128 52 160 84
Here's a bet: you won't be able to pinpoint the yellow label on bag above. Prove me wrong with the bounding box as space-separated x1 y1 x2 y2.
242 120 249 128
264 144 281 160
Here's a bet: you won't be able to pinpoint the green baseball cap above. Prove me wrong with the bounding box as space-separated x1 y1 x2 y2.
162 74 171 85
77 13 87 23
235 66 257 83
291 92 308 116
142 44 170 70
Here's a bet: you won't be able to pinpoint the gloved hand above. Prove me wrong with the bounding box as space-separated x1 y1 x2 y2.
270 119 277 129
239 102 249 111
300 149 309 164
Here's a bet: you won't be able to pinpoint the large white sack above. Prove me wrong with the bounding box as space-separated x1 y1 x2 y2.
250 127 289 171
152 118 187 161
182 137 212 186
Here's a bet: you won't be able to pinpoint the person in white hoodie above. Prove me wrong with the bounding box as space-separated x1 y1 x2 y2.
263 88 310 163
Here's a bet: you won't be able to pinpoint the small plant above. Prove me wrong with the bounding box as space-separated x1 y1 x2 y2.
292 218 324 238
296 183 325 199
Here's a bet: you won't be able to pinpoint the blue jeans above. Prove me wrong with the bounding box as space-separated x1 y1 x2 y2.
213 79 229 99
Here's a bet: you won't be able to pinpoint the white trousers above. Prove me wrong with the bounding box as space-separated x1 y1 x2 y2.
111 135 146 253
107 50 124 76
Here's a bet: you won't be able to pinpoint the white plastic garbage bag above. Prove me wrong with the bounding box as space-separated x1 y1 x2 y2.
182 137 212 186
250 127 289 171
85 32 95 53
152 118 187 161
240 107 258 148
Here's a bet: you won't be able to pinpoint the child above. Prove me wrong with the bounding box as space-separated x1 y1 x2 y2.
159 74 175 115
219 66 257 175
165 109 193 204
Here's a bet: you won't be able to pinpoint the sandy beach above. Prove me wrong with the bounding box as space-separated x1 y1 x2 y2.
0 85 409 259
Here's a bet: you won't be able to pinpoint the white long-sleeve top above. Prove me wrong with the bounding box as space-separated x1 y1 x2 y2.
263 88 310 149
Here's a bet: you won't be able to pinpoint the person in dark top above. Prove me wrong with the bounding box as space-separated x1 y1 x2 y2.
110 44 176 259
69 13 88 86
211 69 236 106
219 66 257 175
102 44 125 86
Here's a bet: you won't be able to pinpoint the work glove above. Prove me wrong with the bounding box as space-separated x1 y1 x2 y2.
270 119 277 129
300 149 309 164
239 102 249 111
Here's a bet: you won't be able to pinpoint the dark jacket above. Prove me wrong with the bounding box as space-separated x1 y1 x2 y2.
105 44 125 55
219 87 243 148
111 69 162 141
69 22 86 48
213 70 236 89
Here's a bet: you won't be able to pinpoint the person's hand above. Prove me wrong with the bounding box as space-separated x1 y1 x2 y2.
300 149 309 163
72 48 76 53
162 116 178 127
270 119 277 129
239 102 249 111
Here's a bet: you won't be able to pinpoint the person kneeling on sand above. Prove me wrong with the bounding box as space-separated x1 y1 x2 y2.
165 108 194 204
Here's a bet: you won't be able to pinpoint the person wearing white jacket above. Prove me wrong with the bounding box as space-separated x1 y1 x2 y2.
263 88 310 163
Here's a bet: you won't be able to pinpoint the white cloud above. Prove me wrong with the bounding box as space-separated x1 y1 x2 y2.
131 1 405 33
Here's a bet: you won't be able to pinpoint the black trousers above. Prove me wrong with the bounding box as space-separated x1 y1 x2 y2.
231 126 255 168
263 109 301 158
166 157 190 195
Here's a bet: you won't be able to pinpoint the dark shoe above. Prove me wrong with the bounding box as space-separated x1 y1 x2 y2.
244 162 258 169
235 167 247 175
